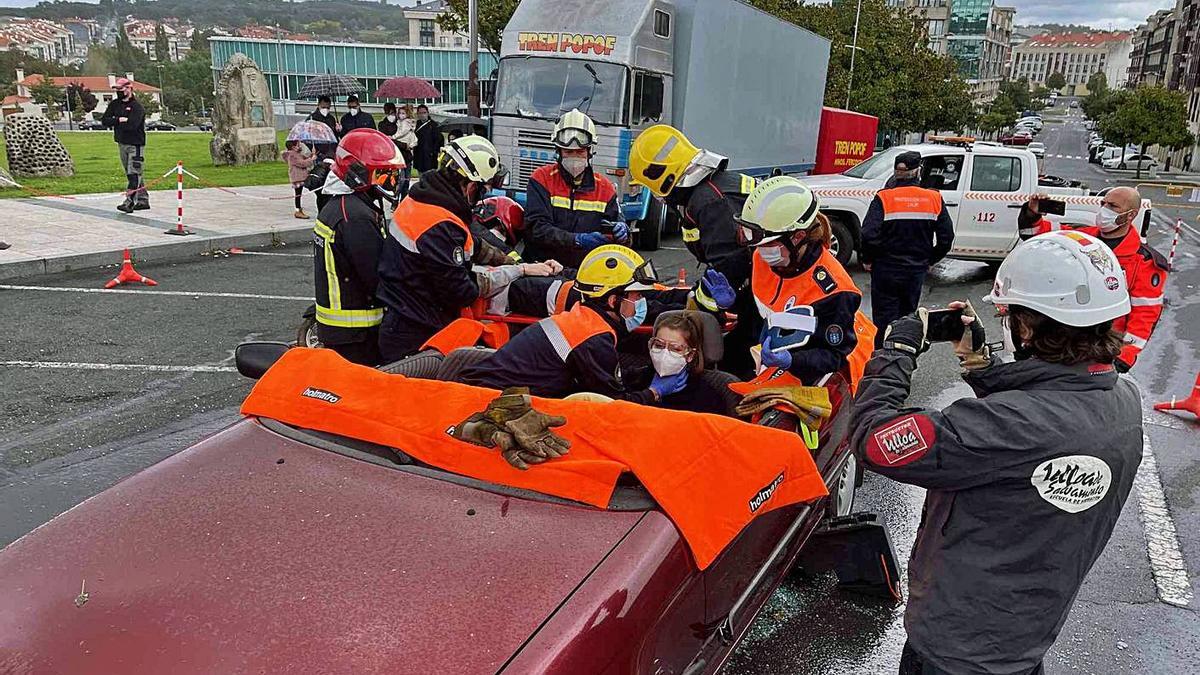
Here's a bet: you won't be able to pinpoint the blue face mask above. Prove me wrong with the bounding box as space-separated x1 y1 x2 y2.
624 297 648 331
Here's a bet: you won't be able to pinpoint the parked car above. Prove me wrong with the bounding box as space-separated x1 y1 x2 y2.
1069 100 1079 108
1027 142 1045 158
0 341 888 675
76 118 105 131
196 120 213 132
1103 153 1157 171
999 133 1033 146
145 120 177 131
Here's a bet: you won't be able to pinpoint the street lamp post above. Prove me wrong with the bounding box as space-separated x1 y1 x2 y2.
467 0 480 117
63 64 73 131
845 0 864 110
156 63 166 115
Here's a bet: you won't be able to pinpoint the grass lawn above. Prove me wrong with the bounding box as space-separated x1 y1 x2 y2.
0 129 292 199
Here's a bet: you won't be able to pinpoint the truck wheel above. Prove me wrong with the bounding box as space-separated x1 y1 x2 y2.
635 201 664 252
827 216 855 268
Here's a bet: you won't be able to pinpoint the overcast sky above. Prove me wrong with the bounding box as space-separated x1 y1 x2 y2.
0 0 1181 30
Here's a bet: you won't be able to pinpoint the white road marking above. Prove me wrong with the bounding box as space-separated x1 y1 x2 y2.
229 250 310 258
0 360 237 373
1134 431 1194 607
658 245 691 252
0 284 310 301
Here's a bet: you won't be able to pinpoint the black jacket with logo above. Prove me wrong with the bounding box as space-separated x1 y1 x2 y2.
312 190 386 345
666 169 755 289
852 352 1142 674
100 95 146 146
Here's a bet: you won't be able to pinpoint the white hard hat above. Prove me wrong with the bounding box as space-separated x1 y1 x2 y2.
984 231 1130 327
439 134 502 183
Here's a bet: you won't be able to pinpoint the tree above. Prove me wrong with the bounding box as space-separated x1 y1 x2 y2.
136 91 162 117
1086 71 1108 96
115 23 150 73
1104 86 1194 178
162 52 214 114
64 82 98 114
189 27 214 56
998 78 1033 113
439 0 519 54
154 24 171 63
1046 72 1066 91
29 79 63 120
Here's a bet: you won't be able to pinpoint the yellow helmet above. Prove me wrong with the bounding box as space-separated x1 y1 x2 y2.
736 176 820 246
575 244 660 298
629 124 700 197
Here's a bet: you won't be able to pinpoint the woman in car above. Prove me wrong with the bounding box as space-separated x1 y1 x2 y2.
636 312 732 416
735 177 876 390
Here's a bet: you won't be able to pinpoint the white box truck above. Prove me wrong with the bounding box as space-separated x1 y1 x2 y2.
490 0 830 249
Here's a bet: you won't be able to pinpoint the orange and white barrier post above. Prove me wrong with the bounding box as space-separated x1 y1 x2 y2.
164 161 192 237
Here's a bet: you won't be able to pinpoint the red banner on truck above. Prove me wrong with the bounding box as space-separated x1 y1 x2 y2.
814 107 879 175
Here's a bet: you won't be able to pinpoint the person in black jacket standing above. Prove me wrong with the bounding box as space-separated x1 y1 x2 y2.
860 151 955 346
339 95 375 136
412 104 441 173
100 78 148 214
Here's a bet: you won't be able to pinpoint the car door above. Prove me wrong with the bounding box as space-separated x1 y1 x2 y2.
917 151 965 237
956 153 1027 256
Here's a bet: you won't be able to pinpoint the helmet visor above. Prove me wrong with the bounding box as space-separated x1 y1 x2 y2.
625 259 661 291
733 216 782 247
553 127 595 149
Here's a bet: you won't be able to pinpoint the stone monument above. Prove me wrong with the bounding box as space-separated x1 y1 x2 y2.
4 113 74 178
210 53 278 166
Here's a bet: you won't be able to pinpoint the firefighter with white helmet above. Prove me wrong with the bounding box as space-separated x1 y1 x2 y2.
523 109 629 269
736 176 876 389
376 134 507 361
853 230 1143 675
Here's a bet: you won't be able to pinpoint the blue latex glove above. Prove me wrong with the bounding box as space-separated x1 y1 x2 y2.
760 336 793 370
700 269 736 309
650 368 689 399
576 232 607 250
611 221 631 244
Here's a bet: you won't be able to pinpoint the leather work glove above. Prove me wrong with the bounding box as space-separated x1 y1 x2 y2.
700 269 737 310
949 300 991 372
503 408 571 463
575 232 607 250
735 385 832 429
760 336 793 370
610 221 631 244
882 309 929 360
451 413 514 450
650 369 689 400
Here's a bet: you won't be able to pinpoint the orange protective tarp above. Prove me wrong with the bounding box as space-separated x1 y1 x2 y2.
240 348 829 569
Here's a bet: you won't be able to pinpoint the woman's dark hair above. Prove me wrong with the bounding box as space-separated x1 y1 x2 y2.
1009 306 1123 365
317 95 331 105
383 102 396 113
285 139 299 150
655 313 706 373
788 211 833 250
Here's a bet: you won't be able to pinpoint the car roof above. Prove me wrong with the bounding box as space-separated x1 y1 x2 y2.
898 143 1032 158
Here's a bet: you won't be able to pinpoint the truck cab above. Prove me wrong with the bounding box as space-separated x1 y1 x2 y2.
803 140 1104 264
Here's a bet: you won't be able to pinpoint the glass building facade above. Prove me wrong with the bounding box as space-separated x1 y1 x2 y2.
210 36 498 104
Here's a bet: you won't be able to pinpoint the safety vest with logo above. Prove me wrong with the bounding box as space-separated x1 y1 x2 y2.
750 247 877 390
388 198 474 259
241 347 829 569
313 193 386 333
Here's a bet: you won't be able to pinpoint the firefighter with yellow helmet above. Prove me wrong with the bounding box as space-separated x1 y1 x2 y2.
629 124 752 374
461 245 685 402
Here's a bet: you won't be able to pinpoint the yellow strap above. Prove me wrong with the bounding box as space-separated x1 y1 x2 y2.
681 226 701 243
740 174 757 195
550 195 608 213
316 305 384 328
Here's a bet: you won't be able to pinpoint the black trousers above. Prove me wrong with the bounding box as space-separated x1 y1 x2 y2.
899 641 1043 675
320 326 381 367
870 267 927 348
377 311 438 364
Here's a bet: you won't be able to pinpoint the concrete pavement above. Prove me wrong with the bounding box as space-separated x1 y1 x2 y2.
0 183 313 280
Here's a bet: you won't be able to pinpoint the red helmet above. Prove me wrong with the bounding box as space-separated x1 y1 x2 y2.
476 196 525 246
334 128 406 192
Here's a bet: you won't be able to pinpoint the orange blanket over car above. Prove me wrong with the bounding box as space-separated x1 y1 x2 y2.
240 348 829 569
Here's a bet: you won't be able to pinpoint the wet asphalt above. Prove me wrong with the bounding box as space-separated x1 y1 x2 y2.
2 114 1198 673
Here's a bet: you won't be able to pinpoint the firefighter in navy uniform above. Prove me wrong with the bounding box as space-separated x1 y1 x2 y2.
860 150 956 347
376 135 504 362
312 128 407 366
629 124 757 376
523 109 629 269
460 245 688 403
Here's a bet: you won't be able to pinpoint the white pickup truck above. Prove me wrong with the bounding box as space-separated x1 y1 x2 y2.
802 143 1110 266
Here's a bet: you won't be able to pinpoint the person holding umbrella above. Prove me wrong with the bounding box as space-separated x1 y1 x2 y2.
288 119 341 216
307 96 340 152
340 95 375 136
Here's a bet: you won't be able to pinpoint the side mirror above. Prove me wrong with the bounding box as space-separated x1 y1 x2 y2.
235 341 291 380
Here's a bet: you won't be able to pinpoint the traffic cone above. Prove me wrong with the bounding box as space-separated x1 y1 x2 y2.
104 249 157 289
1154 372 1200 420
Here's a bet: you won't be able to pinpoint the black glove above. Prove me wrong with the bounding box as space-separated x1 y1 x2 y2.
881 309 929 359
1115 358 1132 374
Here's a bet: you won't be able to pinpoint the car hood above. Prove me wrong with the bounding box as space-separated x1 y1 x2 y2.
800 173 881 191
0 420 643 675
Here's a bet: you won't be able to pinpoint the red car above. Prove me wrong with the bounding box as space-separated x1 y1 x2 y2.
999 133 1033 146
0 344 892 674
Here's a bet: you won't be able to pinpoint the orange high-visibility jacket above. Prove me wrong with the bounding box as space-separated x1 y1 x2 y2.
240 348 829 569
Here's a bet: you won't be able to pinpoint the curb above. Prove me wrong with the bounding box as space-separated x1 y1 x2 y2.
0 224 313 281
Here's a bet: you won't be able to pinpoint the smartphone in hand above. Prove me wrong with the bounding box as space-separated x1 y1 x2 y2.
1040 198 1067 216
926 308 966 342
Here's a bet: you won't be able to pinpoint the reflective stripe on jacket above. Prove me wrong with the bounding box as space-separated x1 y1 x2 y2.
523 164 622 268
860 181 955 269
312 193 385 340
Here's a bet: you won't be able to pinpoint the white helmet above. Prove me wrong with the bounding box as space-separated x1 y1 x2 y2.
439 134 502 183
552 108 596 149
984 231 1130 326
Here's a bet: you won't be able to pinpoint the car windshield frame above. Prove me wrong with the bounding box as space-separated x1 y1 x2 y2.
842 147 903 179
493 55 629 125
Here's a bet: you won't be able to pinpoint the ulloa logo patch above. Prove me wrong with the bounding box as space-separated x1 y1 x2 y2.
301 387 341 404
1031 455 1112 513
871 416 929 465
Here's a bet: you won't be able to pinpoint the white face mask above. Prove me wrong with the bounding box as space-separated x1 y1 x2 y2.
1094 206 1127 234
650 346 689 377
561 157 588 177
319 107 330 115
758 244 787 268
386 114 397 122
348 107 359 116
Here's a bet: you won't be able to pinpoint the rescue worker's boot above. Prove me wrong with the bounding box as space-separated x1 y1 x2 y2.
132 188 150 211
116 196 134 213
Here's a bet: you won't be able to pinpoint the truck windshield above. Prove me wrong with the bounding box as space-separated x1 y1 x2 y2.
495 56 627 125
842 147 903 179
